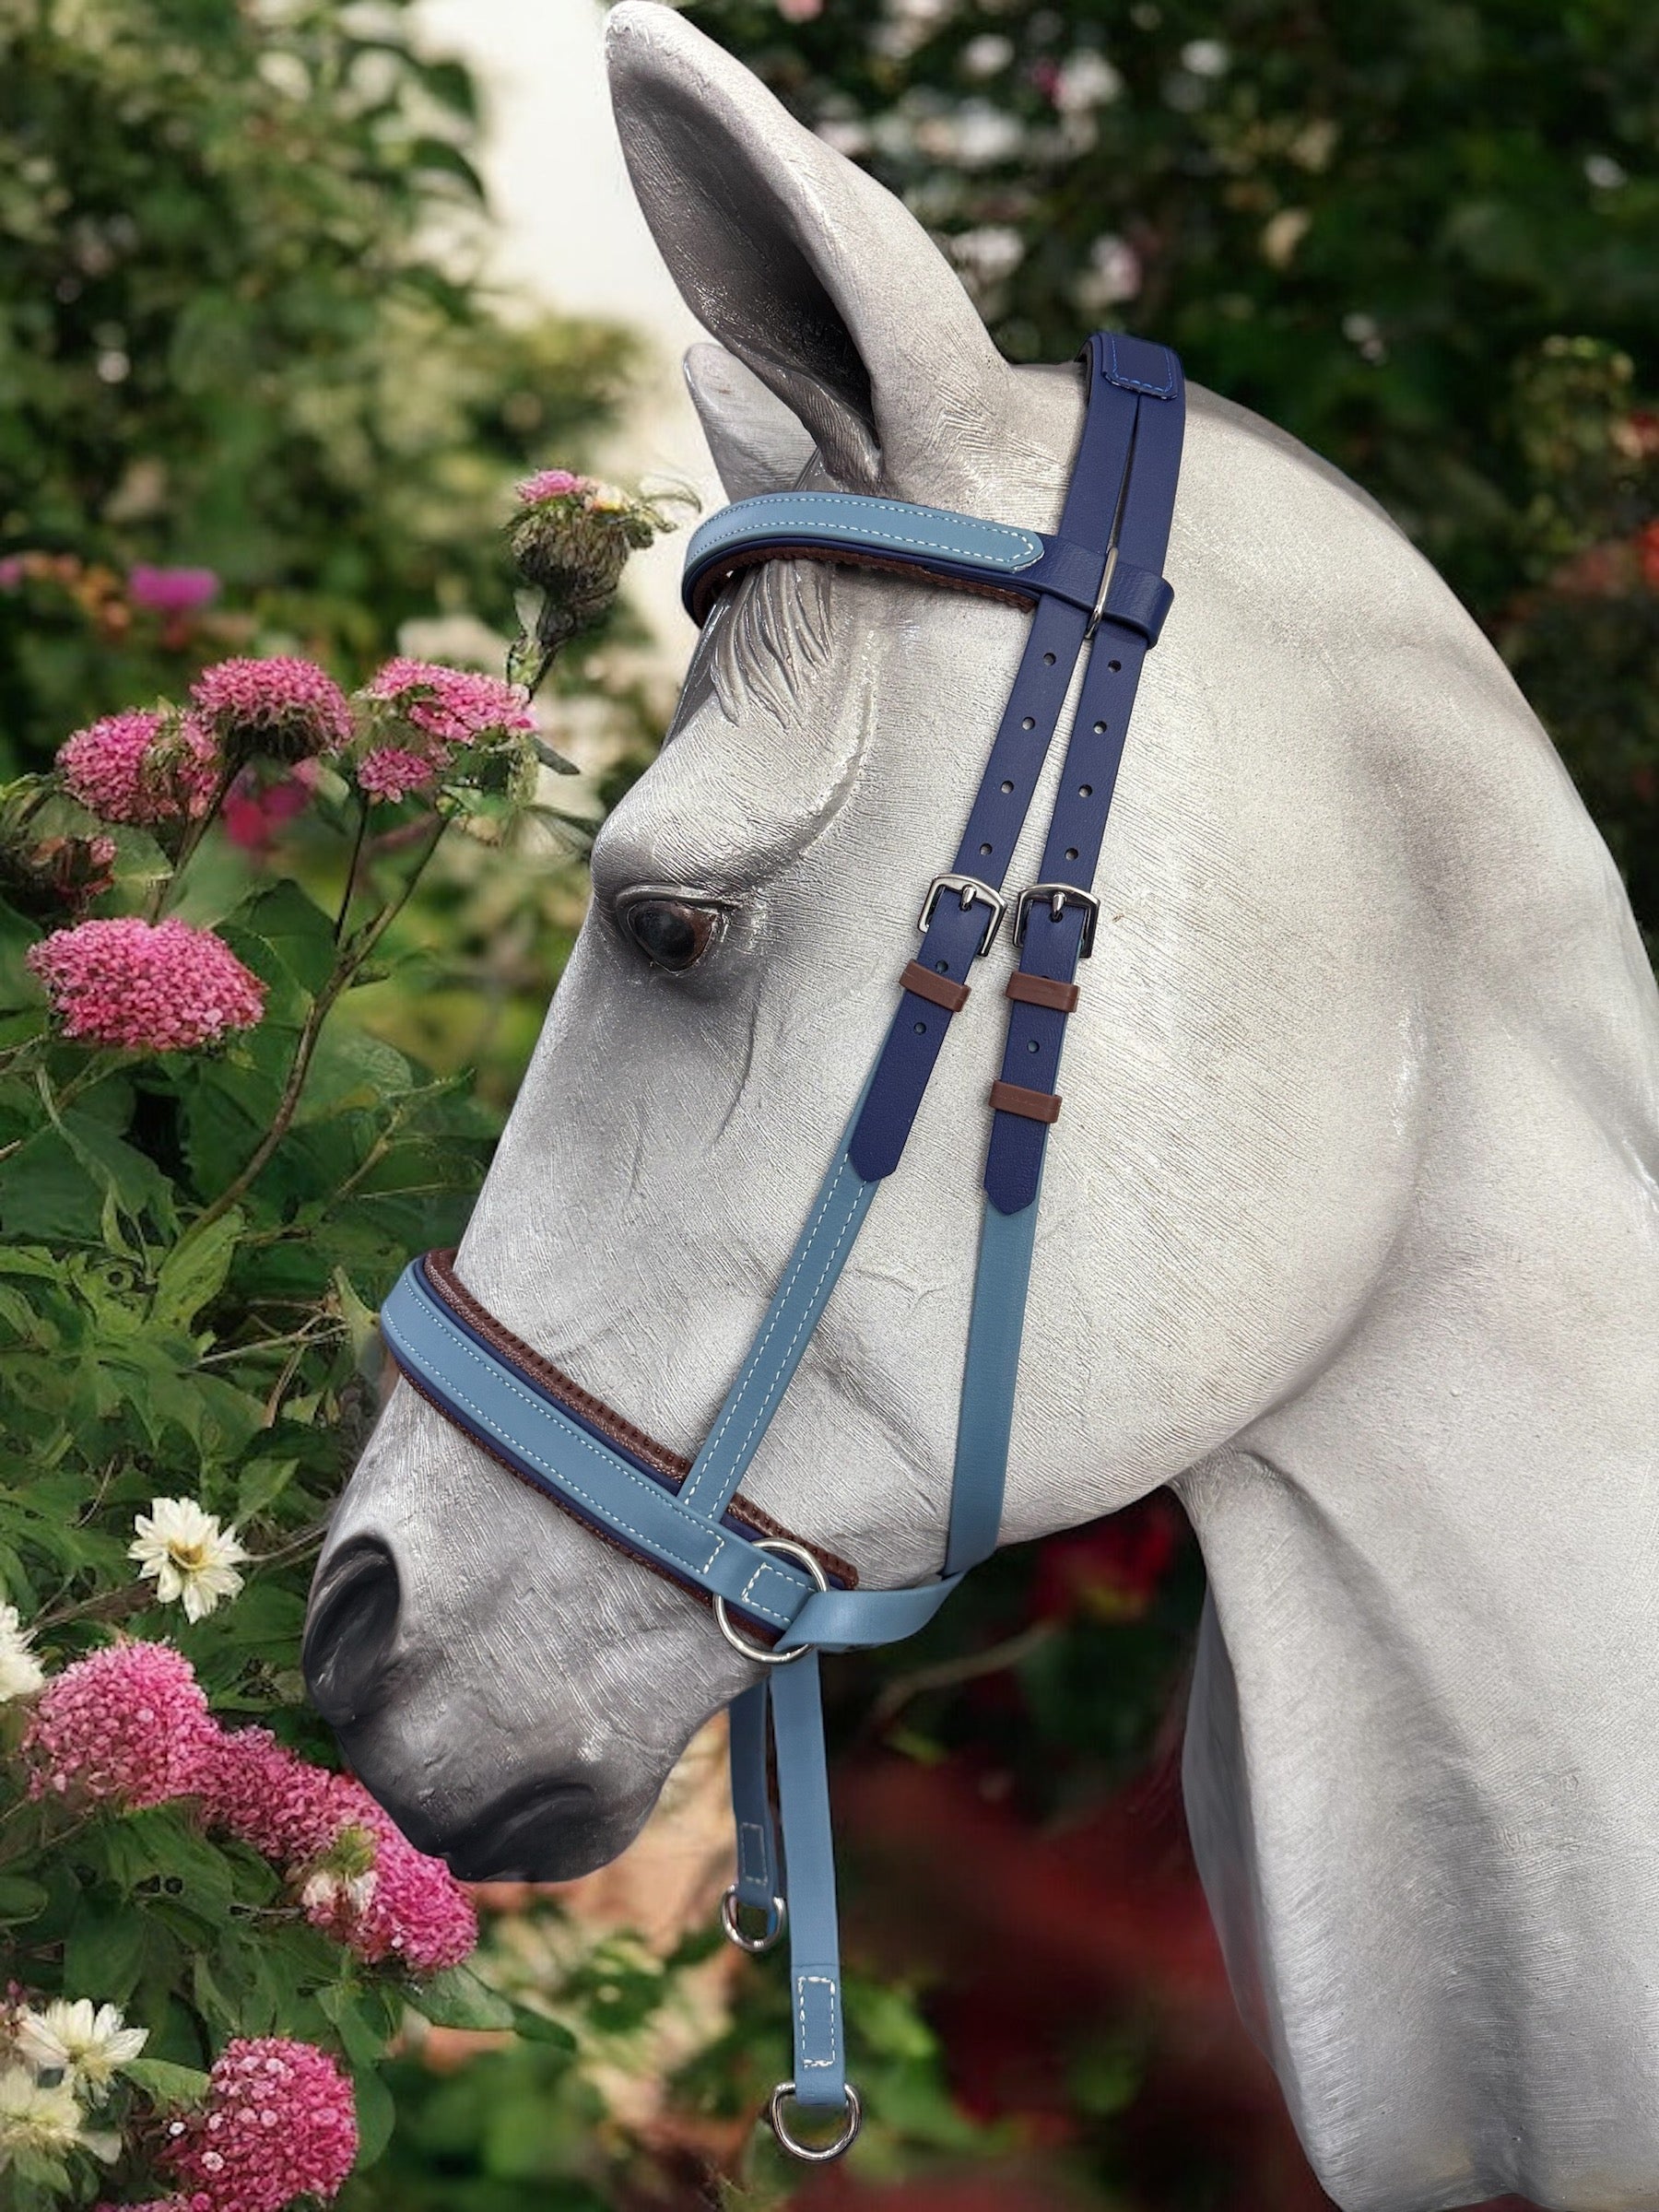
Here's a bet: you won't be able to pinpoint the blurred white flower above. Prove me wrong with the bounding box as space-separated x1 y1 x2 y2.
914 100 1024 167
817 115 872 157
1076 233 1144 312
17 2001 147 2103
1584 153 1627 190
948 225 1027 288
129 1496 248 1621
0 1605 44 1704
1053 50 1124 112
961 33 1013 76
1181 37 1230 76
1261 207 1312 268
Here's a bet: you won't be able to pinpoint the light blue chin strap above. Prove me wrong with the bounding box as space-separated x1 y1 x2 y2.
379 330 1185 2161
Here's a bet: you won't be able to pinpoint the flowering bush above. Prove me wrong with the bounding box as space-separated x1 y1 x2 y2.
0 475 676 2210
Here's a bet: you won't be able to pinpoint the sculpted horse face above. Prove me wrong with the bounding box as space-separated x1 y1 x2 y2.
302 9 1659 2207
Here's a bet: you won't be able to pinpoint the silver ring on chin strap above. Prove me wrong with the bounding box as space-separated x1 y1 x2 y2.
720 1884 786 1953
766 2079 863 2162
713 1535 829 1666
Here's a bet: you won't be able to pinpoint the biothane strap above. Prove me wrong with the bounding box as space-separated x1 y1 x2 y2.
379 330 1185 2143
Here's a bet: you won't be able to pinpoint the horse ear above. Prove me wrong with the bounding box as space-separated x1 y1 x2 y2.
606 1 1014 497
684 342 818 500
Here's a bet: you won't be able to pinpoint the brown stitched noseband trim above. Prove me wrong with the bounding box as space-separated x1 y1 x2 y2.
419 1250 859 1590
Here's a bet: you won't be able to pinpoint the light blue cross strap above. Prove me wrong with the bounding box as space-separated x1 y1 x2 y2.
379 1261 821 1631
677 1143 877 1522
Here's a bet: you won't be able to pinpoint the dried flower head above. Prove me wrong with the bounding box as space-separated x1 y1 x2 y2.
159 2037 358 2212
191 655 353 764
130 1498 250 1623
23 1641 215 1809
28 917 266 1053
506 469 674 688
58 709 219 827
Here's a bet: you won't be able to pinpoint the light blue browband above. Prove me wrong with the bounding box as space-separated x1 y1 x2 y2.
381 330 1186 2160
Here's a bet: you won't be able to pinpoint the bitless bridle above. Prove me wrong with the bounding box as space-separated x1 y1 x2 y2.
379 330 1185 2159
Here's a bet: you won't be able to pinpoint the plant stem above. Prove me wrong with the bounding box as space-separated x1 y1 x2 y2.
180 815 448 1242
335 794 371 943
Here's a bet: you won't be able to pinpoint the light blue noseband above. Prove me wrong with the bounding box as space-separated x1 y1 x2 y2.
380 330 1185 2160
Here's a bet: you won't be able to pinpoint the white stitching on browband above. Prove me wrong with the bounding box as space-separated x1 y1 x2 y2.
396 1295 806 1622
697 497 1037 564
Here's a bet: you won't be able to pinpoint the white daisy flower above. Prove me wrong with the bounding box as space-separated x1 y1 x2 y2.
16 2000 147 2102
0 2065 93 2165
0 1605 44 1703
128 1497 249 1622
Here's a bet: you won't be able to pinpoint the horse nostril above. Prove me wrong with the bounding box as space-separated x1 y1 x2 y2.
303 1538 401 1728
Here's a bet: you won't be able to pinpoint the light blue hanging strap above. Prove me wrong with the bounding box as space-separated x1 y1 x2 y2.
944 1194 1042 1575
770 1653 849 2117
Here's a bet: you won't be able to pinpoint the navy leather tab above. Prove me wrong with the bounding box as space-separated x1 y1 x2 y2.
1099 331 1180 399
1101 558 1175 643
729 1682 780 1922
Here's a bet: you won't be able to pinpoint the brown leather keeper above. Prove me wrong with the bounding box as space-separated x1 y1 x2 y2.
989 1078 1063 1124
1006 971 1079 1014
900 959 971 1013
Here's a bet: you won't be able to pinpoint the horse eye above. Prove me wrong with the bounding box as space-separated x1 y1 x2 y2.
618 896 721 972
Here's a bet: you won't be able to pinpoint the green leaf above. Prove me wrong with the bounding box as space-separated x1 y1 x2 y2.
64 1901 147 2003
406 1963 516 2031
124 2056 212 2108
0 1876 49 1924
352 2061 397 2166
151 1206 243 1330
508 2001 577 2050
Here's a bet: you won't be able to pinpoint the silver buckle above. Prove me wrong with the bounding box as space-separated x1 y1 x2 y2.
917 873 1006 958
1013 883 1101 959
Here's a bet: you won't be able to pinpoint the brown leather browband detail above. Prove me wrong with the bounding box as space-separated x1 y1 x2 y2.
418 1249 860 1591
989 1079 1063 1124
688 542 1038 626
900 959 971 1013
1006 971 1080 1014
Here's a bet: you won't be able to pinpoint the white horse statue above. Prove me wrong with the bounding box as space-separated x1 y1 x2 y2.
302 9 1659 2206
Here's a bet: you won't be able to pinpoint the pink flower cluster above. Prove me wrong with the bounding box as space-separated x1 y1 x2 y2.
128 565 220 616
24 1645 477 1975
27 917 266 1053
191 656 352 763
158 2038 357 2212
356 658 534 804
513 467 590 504
58 709 218 826
24 1641 214 1808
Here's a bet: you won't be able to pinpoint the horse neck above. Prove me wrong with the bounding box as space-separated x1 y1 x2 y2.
1176 753 1659 2206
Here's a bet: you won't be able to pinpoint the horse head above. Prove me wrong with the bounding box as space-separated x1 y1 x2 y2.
303 10 1659 2206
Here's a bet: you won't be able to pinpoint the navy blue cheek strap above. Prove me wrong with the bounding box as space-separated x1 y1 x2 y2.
379 329 1185 2159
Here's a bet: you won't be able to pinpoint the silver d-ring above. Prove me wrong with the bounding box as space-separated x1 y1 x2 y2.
766 2079 863 2162
720 1884 786 1954
713 1536 829 1666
